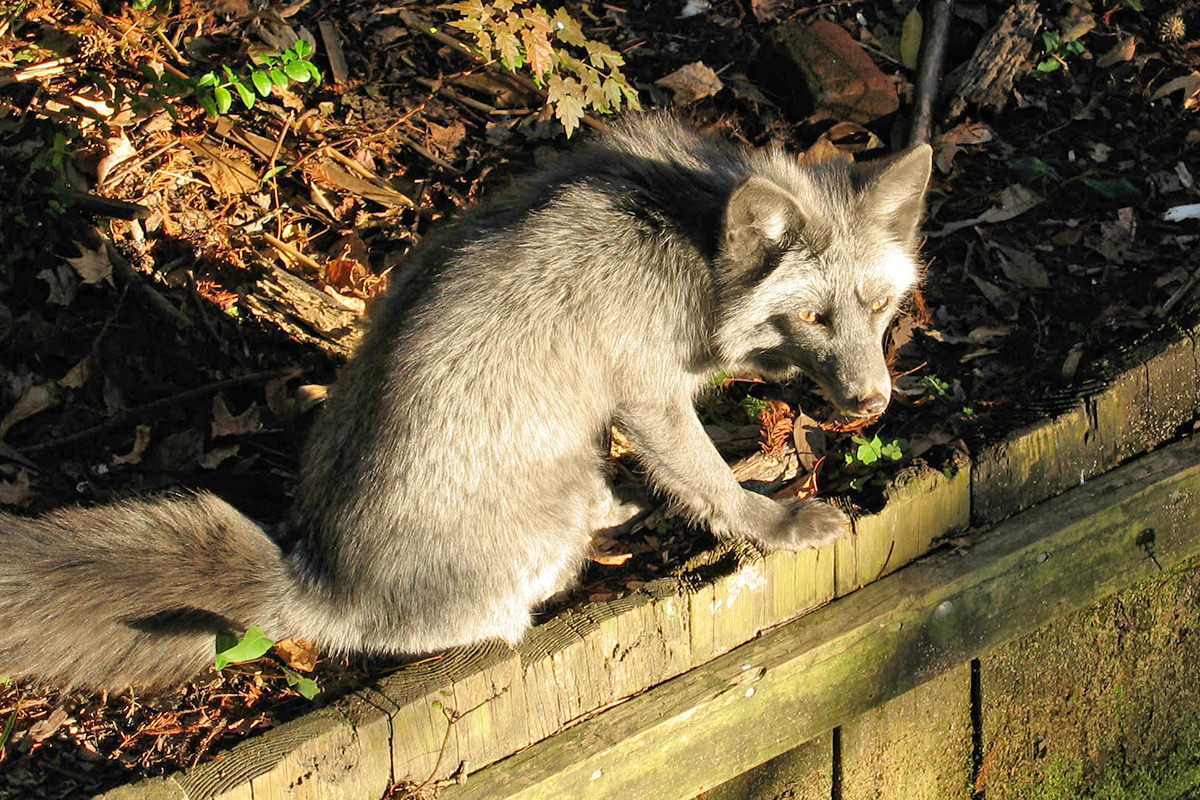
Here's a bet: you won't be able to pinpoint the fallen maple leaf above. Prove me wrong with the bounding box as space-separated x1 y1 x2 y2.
64 240 113 285
655 61 723 106
113 424 153 466
211 394 261 438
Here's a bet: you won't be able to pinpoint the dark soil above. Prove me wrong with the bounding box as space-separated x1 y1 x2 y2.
1 0 1199 797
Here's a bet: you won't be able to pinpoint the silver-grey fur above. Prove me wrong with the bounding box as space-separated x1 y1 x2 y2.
0 114 931 690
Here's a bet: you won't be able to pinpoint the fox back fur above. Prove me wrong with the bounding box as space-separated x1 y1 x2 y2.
0 114 931 690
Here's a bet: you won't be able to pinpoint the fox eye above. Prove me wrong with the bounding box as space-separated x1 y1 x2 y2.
798 310 822 325
870 296 891 313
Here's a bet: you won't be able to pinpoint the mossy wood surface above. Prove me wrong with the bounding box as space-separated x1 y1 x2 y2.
978 559 1200 799
438 435 1200 800
973 324 1199 524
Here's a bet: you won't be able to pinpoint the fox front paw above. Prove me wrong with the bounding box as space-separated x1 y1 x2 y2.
755 497 850 551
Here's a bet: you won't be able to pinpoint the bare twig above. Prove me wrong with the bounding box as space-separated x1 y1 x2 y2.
909 0 954 146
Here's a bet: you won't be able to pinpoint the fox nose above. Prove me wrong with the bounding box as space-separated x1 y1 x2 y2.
856 392 889 417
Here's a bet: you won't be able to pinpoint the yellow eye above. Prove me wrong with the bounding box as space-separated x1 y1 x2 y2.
798 310 821 324
870 296 891 313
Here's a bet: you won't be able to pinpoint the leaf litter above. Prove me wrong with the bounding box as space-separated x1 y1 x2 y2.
2 0 1200 796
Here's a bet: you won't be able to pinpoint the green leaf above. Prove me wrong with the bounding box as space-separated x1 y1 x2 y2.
1036 58 1061 73
1008 156 1060 183
900 7 923 70
293 39 313 58
1081 176 1141 202
197 91 219 116
1042 30 1061 51
284 59 314 82
281 666 320 699
196 71 219 88
269 68 290 89
261 164 287 183
251 70 273 96
234 80 256 109
214 626 275 671
213 85 233 114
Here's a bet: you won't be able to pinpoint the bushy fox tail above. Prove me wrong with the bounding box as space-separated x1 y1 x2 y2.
0 493 309 690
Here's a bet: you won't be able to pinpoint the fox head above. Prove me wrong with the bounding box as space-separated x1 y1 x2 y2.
712 143 933 418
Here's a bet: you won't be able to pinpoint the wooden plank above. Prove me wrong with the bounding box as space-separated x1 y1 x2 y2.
693 732 832 800
836 458 970 595
438 435 1200 800
164 708 382 800
973 324 1200 523
840 665 972 800
978 559 1200 799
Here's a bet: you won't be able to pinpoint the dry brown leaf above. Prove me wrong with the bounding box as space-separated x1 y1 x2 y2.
96 132 137 184
113 425 153 466
655 61 723 106
792 412 827 472
0 468 33 507
211 394 261 438
185 140 260 196
38 264 77 306
0 381 61 440
64 240 113 286
58 355 93 389
589 550 633 567
1151 73 1200 110
1096 31 1136 68
198 444 239 470
274 638 319 672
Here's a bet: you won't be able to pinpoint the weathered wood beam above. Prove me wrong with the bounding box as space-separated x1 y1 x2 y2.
442 434 1200 800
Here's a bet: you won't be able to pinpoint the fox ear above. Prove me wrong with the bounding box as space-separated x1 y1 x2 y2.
722 176 806 269
860 142 932 245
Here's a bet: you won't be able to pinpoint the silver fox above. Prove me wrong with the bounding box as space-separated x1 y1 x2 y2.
0 114 931 690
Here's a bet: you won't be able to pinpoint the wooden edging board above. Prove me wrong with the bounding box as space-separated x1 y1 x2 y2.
441 431 1200 800
95 321 1200 800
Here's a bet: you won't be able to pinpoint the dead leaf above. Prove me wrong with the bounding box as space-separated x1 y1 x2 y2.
211 394 261 438
58 355 92 389
751 0 781 22
64 240 113 285
198 444 239 470
185 140 260 196
0 468 33 506
655 61 723 106
38 265 77 306
935 184 1043 236
426 121 467 156
991 244 1049 289
1096 31 1135 68
28 708 71 744
113 425 153 466
0 382 61 440
96 132 137 184
1151 73 1200 110
589 550 634 566
934 121 994 172
1091 206 1137 264
792 412 827 472
274 638 319 672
